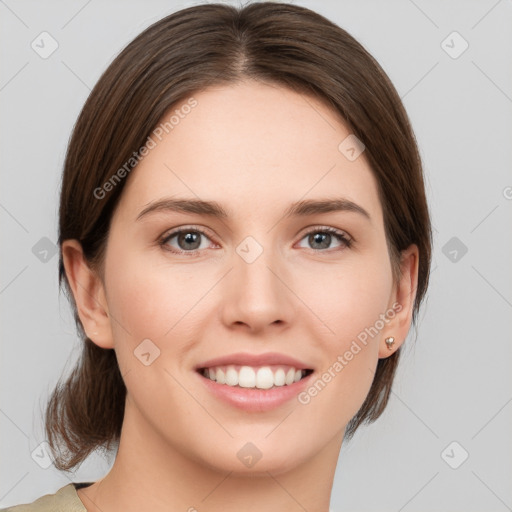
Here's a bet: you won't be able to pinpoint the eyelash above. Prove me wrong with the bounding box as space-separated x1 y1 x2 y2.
159 225 353 257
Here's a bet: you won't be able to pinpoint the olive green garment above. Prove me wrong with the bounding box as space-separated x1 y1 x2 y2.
0 483 93 512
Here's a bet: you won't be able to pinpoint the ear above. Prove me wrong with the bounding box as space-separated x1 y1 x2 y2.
378 244 420 358
61 239 114 349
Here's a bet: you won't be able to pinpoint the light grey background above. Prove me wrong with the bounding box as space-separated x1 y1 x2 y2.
1 0 511 510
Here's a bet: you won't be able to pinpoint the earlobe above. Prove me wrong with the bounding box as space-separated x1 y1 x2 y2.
378 244 420 358
384 336 396 351
61 240 114 349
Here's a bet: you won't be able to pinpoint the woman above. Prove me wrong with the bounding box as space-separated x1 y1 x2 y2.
2 1 431 511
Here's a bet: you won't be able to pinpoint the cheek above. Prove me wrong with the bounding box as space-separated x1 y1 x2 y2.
293 252 393 343
292 256 392 416
103 250 222 383
103 253 204 416
104 245 199 338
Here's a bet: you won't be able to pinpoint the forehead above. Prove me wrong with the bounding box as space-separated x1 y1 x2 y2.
114 80 382 224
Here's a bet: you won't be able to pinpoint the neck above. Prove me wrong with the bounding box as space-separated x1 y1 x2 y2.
77 399 344 512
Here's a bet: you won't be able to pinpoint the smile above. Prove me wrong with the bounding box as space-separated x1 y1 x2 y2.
198 365 314 389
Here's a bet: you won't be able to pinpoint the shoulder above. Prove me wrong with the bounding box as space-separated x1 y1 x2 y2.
0 483 92 512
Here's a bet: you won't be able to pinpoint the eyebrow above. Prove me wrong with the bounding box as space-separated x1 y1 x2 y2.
136 197 371 222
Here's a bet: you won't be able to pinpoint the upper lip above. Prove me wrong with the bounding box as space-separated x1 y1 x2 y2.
195 352 313 370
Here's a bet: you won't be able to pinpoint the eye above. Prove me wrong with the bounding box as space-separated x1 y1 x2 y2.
160 227 215 255
296 227 352 251
159 225 353 256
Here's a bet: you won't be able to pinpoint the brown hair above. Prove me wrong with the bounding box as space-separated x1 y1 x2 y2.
47 1 432 471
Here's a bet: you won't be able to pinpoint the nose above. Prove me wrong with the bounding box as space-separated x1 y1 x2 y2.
220 240 295 334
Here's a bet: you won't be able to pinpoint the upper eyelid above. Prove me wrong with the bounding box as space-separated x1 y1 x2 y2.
161 225 214 241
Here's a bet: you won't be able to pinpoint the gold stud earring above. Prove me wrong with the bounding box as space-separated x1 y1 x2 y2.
385 337 395 350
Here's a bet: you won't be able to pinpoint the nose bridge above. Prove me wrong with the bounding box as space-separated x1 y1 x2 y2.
234 233 281 300
221 232 293 330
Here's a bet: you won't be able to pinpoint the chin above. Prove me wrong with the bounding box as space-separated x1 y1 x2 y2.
191 436 315 476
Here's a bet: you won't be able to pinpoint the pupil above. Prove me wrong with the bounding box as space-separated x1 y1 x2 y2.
179 232 201 250
311 232 330 249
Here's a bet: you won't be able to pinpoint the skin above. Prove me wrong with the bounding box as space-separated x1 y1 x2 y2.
63 80 418 512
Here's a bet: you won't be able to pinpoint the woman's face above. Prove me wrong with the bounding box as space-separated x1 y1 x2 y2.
90 80 416 474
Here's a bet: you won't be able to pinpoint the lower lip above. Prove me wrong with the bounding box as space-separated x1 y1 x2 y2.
196 371 314 412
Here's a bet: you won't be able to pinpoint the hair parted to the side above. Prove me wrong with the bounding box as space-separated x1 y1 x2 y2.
47 1 432 471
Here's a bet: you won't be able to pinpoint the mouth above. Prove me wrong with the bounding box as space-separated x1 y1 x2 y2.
196 365 314 390
193 352 315 411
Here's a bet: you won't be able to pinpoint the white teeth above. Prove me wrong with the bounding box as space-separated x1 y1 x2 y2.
274 368 285 386
239 366 256 388
216 368 226 384
225 366 238 386
256 367 274 389
285 368 295 385
202 365 310 389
